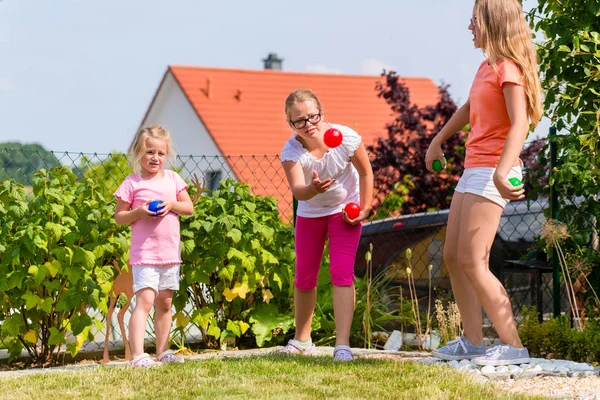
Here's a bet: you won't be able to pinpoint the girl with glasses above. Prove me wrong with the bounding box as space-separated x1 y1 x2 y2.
425 0 543 366
280 89 374 361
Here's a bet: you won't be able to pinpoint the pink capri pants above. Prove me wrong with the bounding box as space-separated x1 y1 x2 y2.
294 213 362 290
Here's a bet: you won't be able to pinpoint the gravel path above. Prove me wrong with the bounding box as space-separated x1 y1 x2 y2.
494 375 600 399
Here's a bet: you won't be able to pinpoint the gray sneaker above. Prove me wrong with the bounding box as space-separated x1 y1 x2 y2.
471 344 530 366
431 335 486 361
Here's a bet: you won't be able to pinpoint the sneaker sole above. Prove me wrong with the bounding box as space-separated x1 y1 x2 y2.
431 351 485 361
472 357 530 366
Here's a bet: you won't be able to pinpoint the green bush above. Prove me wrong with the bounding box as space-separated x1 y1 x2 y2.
173 179 296 348
519 306 600 362
0 167 129 364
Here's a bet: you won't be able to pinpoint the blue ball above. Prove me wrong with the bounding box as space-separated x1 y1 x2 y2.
148 200 163 214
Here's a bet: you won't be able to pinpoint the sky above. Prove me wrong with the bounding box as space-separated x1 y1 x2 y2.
0 0 548 155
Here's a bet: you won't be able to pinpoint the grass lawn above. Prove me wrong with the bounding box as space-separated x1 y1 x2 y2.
0 355 543 400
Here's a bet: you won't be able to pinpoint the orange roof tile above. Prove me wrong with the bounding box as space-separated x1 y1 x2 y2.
165 66 440 221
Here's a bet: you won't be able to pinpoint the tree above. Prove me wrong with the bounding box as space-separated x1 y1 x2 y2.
367 72 468 217
526 1 600 303
0 142 60 185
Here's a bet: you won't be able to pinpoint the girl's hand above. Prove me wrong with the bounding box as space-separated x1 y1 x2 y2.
155 199 175 217
424 141 445 172
342 208 370 226
310 170 333 194
493 172 525 201
137 200 158 220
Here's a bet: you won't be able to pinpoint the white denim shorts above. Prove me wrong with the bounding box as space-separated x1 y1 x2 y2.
454 165 523 208
132 264 180 294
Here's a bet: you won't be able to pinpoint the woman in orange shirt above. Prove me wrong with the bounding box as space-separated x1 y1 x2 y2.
425 0 542 366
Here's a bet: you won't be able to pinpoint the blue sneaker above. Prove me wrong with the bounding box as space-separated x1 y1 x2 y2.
471 344 530 366
431 335 486 361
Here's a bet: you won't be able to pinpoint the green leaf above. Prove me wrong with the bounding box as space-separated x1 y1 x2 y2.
74 247 96 270
70 314 92 336
558 45 571 52
39 298 53 313
44 260 61 278
49 204 65 219
243 201 257 213
22 291 41 310
226 228 242 244
249 304 294 347
48 327 66 345
1 314 24 337
181 239 195 256
206 321 221 339
191 307 215 330
95 265 114 284
45 222 64 240
217 263 236 282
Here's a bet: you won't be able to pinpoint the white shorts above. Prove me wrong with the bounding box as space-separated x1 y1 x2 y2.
132 264 180 294
454 165 523 208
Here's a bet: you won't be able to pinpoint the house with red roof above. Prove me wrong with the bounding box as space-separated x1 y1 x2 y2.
139 54 439 221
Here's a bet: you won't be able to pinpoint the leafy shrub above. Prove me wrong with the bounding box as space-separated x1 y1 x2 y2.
0 167 129 364
173 179 296 348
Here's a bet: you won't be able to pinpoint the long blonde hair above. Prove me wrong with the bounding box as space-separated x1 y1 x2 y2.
128 124 175 174
474 0 543 125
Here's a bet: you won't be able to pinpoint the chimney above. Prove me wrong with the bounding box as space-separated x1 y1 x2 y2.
263 53 283 70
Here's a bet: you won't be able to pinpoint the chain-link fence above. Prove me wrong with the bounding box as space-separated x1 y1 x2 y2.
1 144 589 351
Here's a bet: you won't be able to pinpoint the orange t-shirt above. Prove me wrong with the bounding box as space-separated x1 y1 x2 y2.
465 59 524 168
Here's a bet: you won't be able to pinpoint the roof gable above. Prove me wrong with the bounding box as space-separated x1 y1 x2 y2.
168 66 440 156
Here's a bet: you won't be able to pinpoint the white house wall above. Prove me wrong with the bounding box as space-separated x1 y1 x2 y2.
141 71 236 187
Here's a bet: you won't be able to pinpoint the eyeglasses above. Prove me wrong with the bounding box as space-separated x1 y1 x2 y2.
291 113 321 129
470 17 477 27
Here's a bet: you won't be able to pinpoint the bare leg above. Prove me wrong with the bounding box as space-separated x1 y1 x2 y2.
154 289 174 355
444 192 484 345
332 285 355 346
457 194 522 348
294 288 317 342
129 288 156 358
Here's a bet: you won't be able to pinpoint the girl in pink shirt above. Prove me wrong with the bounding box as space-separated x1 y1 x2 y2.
114 125 194 367
425 0 542 366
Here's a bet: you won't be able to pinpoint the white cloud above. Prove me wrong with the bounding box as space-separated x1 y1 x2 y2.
361 58 396 75
305 64 343 74
0 78 15 91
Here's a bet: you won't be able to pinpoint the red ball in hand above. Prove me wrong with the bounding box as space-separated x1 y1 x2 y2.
323 128 343 148
344 202 361 220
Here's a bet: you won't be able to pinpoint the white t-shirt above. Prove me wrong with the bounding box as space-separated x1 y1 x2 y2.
280 123 362 218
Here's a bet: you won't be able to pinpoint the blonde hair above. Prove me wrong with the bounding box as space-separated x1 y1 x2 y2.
474 0 543 125
284 89 323 124
128 124 175 174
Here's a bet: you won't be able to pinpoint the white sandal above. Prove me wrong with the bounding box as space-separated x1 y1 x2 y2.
157 350 184 364
130 353 161 368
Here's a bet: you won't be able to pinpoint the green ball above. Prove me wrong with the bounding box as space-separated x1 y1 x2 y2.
432 157 446 172
508 177 522 187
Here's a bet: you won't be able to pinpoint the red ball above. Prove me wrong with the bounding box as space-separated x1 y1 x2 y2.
344 202 361 220
323 128 343 148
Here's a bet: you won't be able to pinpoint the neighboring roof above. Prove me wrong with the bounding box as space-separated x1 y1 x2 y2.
155 66 441 221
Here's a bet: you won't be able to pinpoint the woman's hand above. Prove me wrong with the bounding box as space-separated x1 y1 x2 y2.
425 141 446 173
310 170 334 194
493 172 525 201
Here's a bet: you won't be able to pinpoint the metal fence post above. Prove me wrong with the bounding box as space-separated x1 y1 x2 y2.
549 126 561 318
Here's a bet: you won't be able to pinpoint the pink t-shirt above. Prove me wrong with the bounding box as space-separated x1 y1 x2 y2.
114 169 188 266
466 59 524 168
